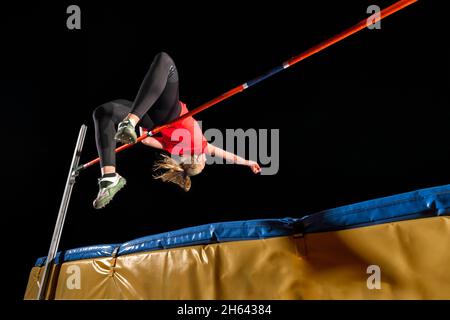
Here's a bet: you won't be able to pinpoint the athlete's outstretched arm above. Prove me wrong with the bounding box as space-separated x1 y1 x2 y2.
207 144 261 174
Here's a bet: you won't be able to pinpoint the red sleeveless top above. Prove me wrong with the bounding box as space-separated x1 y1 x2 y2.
145 102 208 156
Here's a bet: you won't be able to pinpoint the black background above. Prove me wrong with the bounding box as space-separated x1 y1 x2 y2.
1 0 449 303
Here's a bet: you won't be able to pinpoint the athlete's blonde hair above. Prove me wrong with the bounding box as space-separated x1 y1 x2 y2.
153 154 204 191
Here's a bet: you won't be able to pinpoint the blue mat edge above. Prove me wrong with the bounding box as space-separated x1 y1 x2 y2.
35 184 450 267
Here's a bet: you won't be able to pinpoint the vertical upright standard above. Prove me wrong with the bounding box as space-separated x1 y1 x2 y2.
37 124 88 300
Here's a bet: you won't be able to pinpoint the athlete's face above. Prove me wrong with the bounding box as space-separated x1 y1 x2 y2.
194 153 206 168
182 153 206 176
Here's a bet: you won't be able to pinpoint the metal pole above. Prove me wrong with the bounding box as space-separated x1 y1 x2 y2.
75 0 417 173
37 124 88 300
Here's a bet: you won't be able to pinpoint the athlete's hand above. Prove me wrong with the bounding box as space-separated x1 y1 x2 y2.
247 160 261 174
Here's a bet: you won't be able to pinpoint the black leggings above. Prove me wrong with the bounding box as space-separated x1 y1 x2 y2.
92 52 181 167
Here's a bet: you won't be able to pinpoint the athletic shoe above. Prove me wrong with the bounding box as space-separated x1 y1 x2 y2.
93 174 127 209
114 119 137 144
